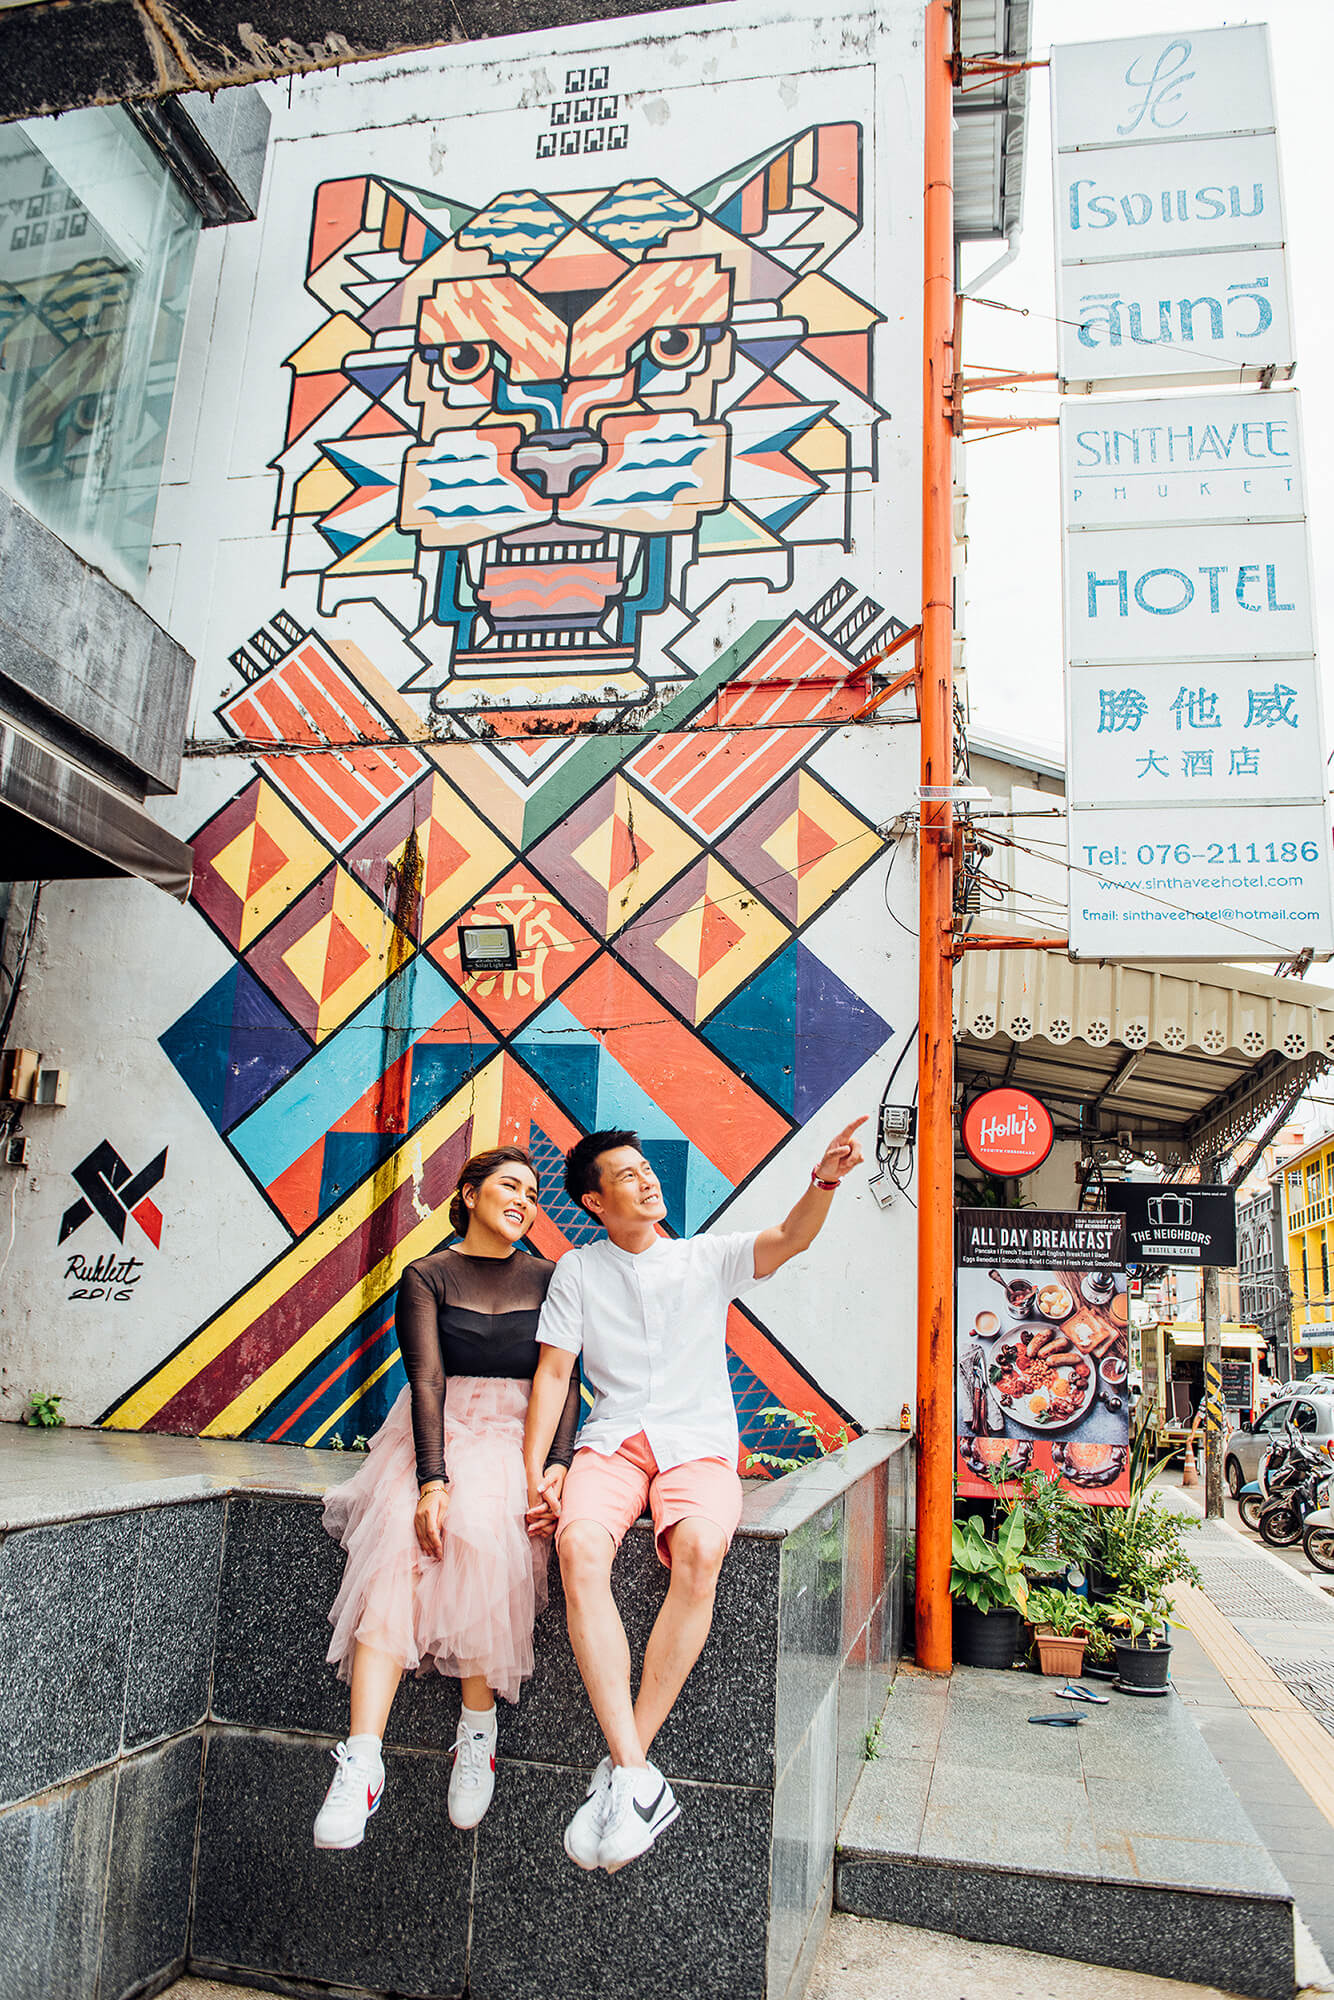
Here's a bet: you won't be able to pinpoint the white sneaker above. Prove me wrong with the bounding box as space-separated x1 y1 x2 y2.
313 1740 384 1850
597 1762 680 1873
448 1716 497 1830
563 1755 613 1870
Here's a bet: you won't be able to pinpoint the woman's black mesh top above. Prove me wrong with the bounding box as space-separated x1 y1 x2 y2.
397 1246 580 1488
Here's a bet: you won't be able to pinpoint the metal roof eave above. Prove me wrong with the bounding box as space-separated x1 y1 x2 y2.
956 950 1334 1160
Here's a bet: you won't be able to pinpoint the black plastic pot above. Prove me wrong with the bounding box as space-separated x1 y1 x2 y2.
1113 1636 1172 1695
953 1601 1022 1668
1082 1657 1118 1682
1084 1561 1118 1605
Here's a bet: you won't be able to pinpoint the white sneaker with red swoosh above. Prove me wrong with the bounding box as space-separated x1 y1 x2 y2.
448 1717 497 1829
313 1741 384 1850
597 1762 680 1873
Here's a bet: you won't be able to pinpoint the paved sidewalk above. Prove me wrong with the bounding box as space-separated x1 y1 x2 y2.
1169 1498 1334 1962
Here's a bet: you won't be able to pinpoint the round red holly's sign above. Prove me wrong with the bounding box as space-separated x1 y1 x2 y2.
961 1087 1055 1176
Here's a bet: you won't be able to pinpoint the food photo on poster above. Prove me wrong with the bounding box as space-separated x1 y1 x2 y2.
956 1208 1130 1505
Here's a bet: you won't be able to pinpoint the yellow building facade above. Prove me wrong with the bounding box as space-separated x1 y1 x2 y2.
1281 1133 1334 1375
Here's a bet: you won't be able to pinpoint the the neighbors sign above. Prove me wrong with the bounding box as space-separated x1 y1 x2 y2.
1108 1183 1238 1265
961 1087 1055 1177
1051 27 1294 391
1061 389 1334 960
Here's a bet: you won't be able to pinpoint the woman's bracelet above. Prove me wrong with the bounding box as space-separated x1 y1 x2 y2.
418 1478 448 1496
811 1169 841 1192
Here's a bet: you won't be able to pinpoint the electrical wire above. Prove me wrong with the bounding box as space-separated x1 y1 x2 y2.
0 884 41 1050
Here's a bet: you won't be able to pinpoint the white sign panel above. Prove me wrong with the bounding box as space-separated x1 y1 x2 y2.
1065 520 1314 664
1058 133 1282 264
1061 392 1303 527
1068 803 1334 959
1052 26 1293 390
1052 27 1276 151
1067 660 1325 807
1058 248 1293 391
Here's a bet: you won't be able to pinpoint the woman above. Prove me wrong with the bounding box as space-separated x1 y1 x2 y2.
314 1145 579 1848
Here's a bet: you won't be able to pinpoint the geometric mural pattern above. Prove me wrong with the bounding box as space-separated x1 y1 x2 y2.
132 587 892 1456
115 125 909 1458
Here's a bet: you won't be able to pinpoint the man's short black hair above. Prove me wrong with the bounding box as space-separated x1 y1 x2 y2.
564 1129 641 1212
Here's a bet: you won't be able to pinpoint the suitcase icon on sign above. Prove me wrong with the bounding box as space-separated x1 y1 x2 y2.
1147 1192 1192 1228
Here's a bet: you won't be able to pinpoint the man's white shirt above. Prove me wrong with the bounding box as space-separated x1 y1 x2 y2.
536 1232 768 1468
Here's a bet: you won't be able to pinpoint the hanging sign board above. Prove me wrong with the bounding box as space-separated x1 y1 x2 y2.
961 1087 1055 1177
1107 1183 1237 1265
1051 25 1294 391
1061 392 1334 960
956 1208 1130 1507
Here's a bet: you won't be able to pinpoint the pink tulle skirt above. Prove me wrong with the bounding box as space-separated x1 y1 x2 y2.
322 1376 548 1705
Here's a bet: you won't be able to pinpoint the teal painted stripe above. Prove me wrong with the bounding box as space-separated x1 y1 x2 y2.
230 957 461 1188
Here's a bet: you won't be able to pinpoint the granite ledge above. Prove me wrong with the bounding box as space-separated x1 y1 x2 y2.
0 1421 910 1538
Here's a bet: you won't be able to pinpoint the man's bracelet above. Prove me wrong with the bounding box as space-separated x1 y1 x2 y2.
811 1170 841 1192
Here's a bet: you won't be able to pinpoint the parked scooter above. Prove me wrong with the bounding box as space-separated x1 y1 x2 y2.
1238 1434 1291 1532
1300 1485 1334 1573
1257 1434 1332 1548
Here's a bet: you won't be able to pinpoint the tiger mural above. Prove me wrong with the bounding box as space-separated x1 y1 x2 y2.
274 123 883 717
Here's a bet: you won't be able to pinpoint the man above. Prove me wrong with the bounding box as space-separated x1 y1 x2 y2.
523 1118 864 1873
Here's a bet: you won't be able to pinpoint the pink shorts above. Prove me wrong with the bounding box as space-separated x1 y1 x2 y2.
556 1431 744 1569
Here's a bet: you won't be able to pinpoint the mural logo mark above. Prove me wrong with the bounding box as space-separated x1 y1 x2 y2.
60 1140 168 1248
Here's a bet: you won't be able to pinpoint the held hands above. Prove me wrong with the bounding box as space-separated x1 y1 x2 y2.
524 1464 567 1540
814 1115 867 1185
414 1482 450 1559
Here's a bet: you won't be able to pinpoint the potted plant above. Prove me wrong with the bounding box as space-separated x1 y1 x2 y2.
1106 1587 1175 1695
1081 1607 1119 1681
950 1504 1064 1668
1025 1586 1091 1677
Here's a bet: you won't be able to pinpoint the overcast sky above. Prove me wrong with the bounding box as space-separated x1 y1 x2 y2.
960 0 1334 764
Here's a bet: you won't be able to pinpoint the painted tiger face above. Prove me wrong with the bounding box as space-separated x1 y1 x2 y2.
281 135 879 704
398 231 737 660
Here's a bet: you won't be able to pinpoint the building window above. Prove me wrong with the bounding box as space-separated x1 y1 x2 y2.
1258 1223 1271 1261
0 108 200 592
1322 1236 1329 1300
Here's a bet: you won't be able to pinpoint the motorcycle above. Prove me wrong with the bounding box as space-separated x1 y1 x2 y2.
1238 1435 1291 1533
1257 1436 1332 1548
1300 1484 1334 1573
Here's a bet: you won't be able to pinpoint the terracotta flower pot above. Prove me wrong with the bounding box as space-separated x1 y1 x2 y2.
1033 1626 1088 1677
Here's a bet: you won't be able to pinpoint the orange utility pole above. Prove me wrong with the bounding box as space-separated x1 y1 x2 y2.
914 0 956 1676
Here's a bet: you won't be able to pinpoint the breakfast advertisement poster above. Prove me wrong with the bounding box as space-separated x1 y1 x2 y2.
955 1209 1131 1507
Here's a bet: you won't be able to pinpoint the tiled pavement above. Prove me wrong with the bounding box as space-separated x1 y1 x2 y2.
1170 1506 1334 1965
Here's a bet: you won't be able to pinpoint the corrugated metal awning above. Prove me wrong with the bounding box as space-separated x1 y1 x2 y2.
0 719 193 901
955 951 1334 1161
957 954 1334 1062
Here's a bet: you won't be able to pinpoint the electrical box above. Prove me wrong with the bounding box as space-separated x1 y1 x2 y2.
1 1049 38 1101
879 1103 917 1150
34 1068 69 1107
4 1133 29 1167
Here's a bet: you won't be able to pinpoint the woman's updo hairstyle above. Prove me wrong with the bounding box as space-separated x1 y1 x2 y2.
447 1145 536 1238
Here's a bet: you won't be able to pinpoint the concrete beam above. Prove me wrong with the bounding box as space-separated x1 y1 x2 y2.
0 0 715 122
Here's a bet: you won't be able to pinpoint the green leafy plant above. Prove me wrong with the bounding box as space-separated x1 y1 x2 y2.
24 1391 65 1428
987 1464 1095 1568
1104 1587 1175 1648
950 1504 1064 1616
744 1404 851 1477
1083 1611 1116 1664
863 1716 884 1760
352 1434 370 1452
1024 1586 1091 1637
328 1433 346 1451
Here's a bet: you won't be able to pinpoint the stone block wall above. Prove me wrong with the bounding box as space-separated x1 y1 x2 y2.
0 1431 909 2000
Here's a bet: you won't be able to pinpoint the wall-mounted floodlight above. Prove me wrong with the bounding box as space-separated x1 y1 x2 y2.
457 921 518 974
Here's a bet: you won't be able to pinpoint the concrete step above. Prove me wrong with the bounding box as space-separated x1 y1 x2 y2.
834 1665 1296 2000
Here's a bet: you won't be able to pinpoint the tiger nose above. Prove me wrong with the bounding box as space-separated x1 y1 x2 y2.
513 430 605 500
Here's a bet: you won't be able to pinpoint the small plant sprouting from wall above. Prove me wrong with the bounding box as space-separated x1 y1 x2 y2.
25 1392 65 1427
745 1404 852 1477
